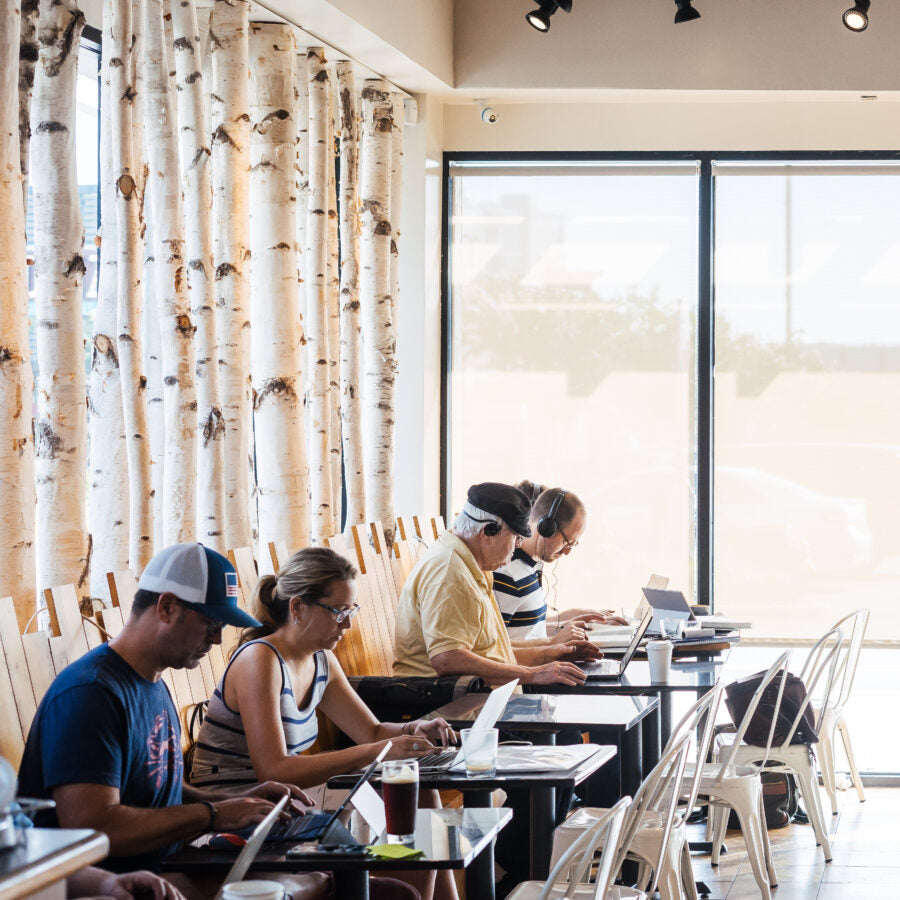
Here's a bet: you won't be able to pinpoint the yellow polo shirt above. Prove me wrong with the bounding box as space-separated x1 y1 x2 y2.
393 531 518 677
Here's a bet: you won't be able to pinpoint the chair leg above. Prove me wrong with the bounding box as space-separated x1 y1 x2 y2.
680 840 698 900
817 722 839 816
757 787 778 887
656 840 685 900
730 796 773 900
709 804 726 867
837 717 866 804
794 761 833 862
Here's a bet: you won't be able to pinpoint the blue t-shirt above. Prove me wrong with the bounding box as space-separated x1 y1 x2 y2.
18 643 183 872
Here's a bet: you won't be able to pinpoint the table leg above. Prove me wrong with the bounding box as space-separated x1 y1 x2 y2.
331 869 369 900
466 842 496 900
462 789 492 809
620 722 643 798
529 786 555 881
659 691 672 750
642 703 661 776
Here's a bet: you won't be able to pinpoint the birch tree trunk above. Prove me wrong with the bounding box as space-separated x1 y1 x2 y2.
326 88 342 525
88 1 129 605
249 24 309 553
359 79 396 544
171 0 225 551
18 0 38 211
305 46 335 542
389 94 404 328
143 244 165 551
336 60 364 529
1 0 36 628
143 0 196 546
295 49 309 489
32 0 90 600
111 0 153 571
210 0 253 551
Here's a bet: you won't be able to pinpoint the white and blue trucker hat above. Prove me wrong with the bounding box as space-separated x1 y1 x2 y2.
138 543 262 628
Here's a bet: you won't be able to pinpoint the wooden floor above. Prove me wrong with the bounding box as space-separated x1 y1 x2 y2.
687 787 900 899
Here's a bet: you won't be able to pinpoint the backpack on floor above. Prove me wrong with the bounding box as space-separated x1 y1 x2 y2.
728 769 799 829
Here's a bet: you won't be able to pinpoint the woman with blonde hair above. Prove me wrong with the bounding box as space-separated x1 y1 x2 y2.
191 547 457 900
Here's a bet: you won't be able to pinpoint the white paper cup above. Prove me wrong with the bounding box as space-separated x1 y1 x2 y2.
647 639 673 682
222 881 286 900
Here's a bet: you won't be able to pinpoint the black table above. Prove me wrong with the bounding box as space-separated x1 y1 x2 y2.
166 807 510 900
534 657 726 750
432 693 657 810
329 744 616 881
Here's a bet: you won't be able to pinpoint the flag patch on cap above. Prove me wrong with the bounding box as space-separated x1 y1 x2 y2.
225 572 239 597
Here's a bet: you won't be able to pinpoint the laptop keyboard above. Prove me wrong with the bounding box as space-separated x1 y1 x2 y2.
234 811 333 842
416 748 459 769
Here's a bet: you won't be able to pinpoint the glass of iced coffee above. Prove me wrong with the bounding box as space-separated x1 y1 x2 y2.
382 759 419 843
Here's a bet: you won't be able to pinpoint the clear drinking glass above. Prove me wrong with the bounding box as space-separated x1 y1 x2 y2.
382 759 419 843
460 728 499 777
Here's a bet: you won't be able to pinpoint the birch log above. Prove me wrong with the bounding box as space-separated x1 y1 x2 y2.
143 245 165 551
32 0 90 600
295 49 309 465
326 87 342 524
1 0 36 628
144 0 196 545
210 0 253 551
249 24 309 553
305 47 335 542
359 79 396 544
389 94 404 328
18 0 38 211
171 0 225 550
111 0 153 571
88 2 129 606
336 60 364 529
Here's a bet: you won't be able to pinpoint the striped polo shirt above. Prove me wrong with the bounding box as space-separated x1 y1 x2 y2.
190 640 329 792
493 548 548 640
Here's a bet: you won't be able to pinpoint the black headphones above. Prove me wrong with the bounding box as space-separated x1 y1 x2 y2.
463 510 501 536
537 489 567 539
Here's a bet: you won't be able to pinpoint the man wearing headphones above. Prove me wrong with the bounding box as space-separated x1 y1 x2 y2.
393 481 602 685
493 482 625 644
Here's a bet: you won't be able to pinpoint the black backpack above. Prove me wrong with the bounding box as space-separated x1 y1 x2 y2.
724 669 818 747
728 768 799 830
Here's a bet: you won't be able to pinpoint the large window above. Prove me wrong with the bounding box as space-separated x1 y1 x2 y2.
447 161 699 612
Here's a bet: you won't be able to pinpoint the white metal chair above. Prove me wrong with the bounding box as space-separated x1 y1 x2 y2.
696 651 792 900
506 798 633 900
814 608 869 815
550 734 691 900
716 628 843 865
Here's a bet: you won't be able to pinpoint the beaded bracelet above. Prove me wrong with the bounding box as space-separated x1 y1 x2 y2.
199 799 217 831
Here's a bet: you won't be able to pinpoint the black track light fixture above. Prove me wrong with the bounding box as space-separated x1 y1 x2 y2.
843 0 870 31
526 0 573 33
674 0 701 24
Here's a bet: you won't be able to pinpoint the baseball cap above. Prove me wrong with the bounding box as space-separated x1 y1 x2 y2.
467 482 533 537
138 543 262 628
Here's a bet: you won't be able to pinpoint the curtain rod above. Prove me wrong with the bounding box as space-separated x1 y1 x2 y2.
247 0 412 100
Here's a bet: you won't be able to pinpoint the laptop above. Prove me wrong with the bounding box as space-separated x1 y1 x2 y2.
414 679 519 773
237 742 391 844
579 608 653 681
641 587 717 641
214 795 288 900
588 574 668 647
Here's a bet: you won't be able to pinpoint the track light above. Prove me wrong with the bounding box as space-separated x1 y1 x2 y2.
674 0 701 23
525 0 572 33
843 0 870 31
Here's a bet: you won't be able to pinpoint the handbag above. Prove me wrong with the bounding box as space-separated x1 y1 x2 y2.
349 674 487 721
724 668 818 747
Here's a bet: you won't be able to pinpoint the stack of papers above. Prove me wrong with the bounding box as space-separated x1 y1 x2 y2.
695 615 752 631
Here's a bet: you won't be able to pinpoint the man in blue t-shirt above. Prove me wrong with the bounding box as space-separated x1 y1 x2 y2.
18 543 311 874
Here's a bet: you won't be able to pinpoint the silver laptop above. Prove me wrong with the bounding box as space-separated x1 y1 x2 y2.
214 794 288 900
415 679 519 773
579 608 653 681
641 587 694 635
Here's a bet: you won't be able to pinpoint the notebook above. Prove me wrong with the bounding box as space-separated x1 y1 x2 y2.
579 608 653 681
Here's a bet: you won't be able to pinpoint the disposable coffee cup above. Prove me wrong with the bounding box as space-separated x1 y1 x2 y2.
222 881 286 900
460 727 499 777
646 639 673 682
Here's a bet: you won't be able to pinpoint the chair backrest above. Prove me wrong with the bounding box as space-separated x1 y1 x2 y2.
662 683 724 818
789 626 843 744
541 796 631 900
826 608 869 709
615 733 690 893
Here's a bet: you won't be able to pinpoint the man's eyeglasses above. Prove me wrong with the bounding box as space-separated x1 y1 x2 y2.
178 601 224 637
558 524 579 550
309 598 361 624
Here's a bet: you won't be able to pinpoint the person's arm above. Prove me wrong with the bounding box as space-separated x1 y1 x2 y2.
557 608 627 626
228 645 434 789
430 648 587 686
67 866 186 900
52 784 279 857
